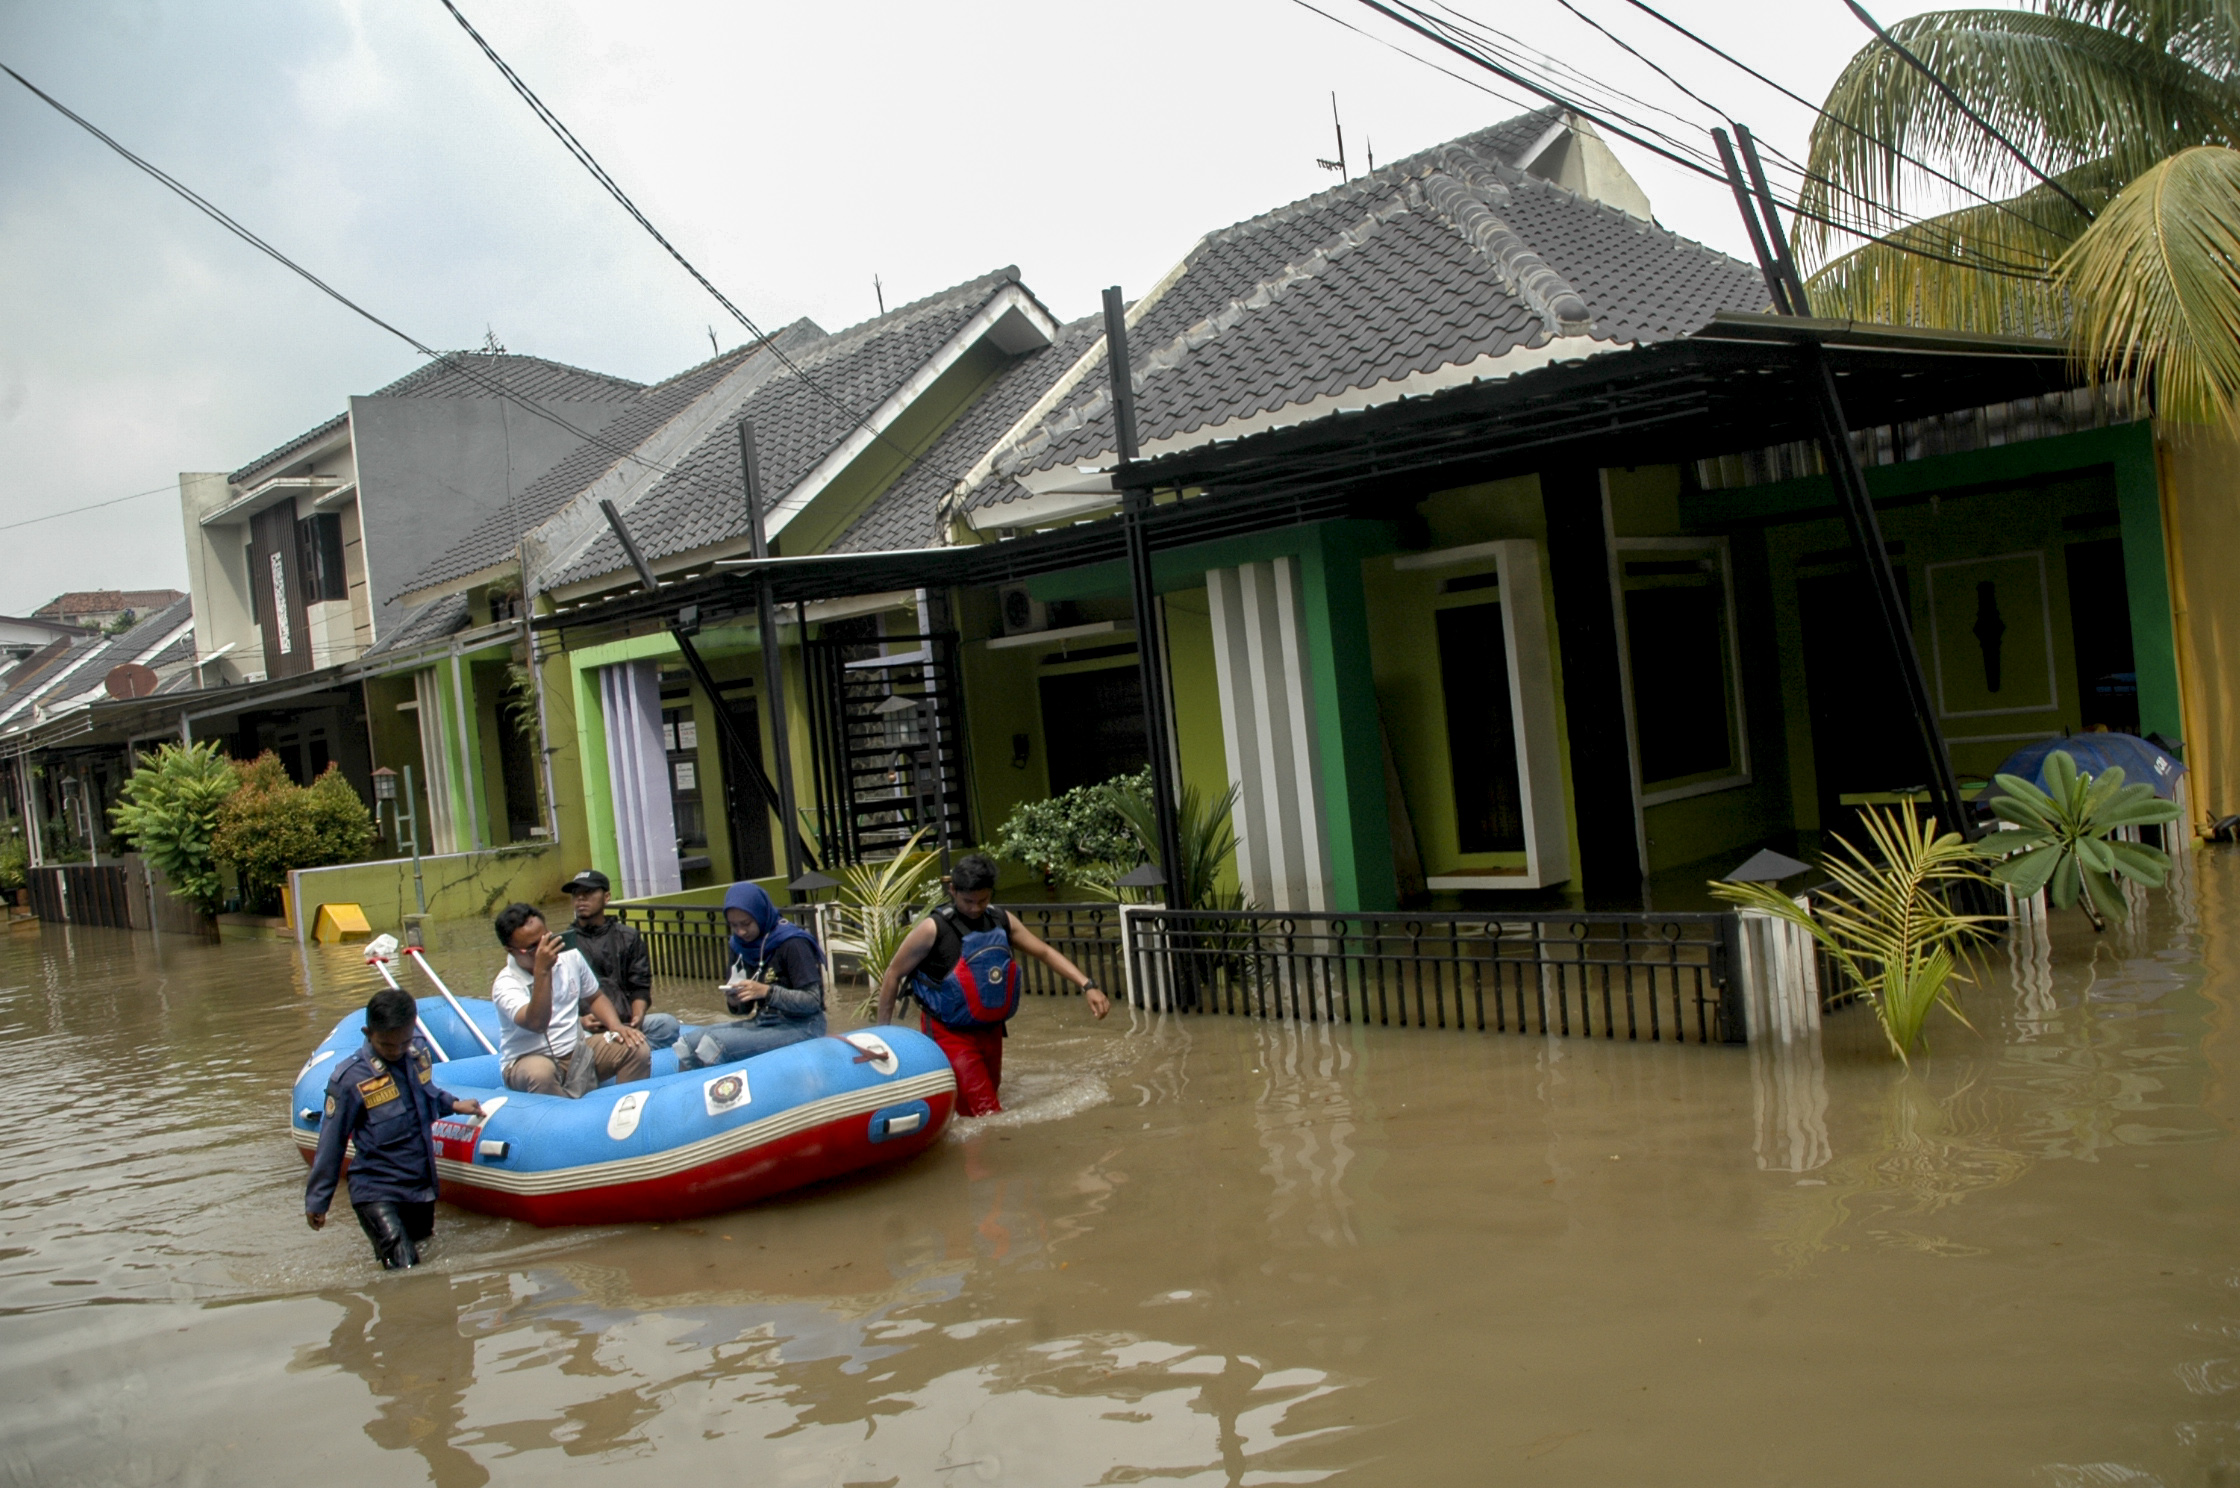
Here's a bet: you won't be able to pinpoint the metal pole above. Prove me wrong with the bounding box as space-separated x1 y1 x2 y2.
1799 341 1968 834
740 420 805 887
1714 128 1966 838
1102 286 1187 904
1734 126 1813 317
599 497 819 875
1713 128 1791 315
402 763 427 914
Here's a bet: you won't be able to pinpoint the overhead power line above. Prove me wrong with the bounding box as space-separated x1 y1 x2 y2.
435 0 928 477
1840 0 2096 221
0 61 686 486
1612 0 2077 242
1334 0 2057 280
0 484 174 535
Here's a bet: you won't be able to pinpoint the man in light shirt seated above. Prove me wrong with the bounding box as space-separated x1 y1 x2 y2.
490 901 652 1096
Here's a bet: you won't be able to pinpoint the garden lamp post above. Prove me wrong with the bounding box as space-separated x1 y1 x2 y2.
370 766 398 844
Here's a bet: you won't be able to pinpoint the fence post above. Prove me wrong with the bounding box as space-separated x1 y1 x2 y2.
1716 913 1750 1044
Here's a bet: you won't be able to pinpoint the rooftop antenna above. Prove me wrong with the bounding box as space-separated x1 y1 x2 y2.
1315 92 1348 179
874 274 885 316
707 324 719 356
1366 137 1375 173
481 324 505 354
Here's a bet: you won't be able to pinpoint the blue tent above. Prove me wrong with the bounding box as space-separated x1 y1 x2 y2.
1991 735 2186 801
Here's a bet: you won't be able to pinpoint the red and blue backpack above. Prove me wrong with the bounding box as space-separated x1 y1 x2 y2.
911 906 1021 1027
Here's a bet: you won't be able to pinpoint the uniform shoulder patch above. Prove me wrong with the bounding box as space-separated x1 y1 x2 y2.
324 1094 337 1117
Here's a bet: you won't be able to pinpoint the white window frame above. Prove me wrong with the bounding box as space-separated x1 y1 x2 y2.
1612 535 1753 807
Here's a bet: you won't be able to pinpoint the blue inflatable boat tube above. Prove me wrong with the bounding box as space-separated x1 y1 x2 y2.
290 996 957 1224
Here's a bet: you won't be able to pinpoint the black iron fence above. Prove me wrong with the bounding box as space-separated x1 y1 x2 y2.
1122 907 1743 1044
611 899 1743 1044
611 901 823 982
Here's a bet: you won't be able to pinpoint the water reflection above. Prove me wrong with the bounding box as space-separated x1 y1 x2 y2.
298 1274 493 1486
8 857 2240 1482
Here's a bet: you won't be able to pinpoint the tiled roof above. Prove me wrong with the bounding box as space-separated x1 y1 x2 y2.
404 337 808 594
967 111 1767 508
228 352 645 485
34 589 186 618
546 270 1031 589
0 597 193 729
830 315 1106 553
363 592 472 658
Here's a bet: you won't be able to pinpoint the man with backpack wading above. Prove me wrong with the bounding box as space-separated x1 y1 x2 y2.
875 853 1110 1116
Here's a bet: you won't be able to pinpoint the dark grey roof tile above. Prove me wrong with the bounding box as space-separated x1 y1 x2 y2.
229 352 644 485
548 270 1031 588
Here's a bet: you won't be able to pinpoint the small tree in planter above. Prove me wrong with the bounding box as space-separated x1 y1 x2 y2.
1976 749 2181 930
109 741 235 916
1713 805 1998 1062
212 755 376 915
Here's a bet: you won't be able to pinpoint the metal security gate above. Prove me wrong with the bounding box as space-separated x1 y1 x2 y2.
803 631 968 864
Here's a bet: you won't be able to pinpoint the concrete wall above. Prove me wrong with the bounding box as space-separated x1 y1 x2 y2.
176 472 258 684
288 842 571 939
350 394 631 638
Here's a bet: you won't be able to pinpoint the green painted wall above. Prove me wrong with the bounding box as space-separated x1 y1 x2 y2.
289 842 570 933
1702 431 2169 835
1687 422 2179 745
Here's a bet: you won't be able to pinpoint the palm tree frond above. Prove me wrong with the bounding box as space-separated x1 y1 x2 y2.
1802 8 2240 255
2057 144 2240 427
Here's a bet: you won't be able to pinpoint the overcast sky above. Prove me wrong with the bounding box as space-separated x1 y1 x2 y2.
0 0 1962 616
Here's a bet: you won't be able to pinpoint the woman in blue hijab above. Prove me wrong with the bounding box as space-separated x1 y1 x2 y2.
675 882 828 1070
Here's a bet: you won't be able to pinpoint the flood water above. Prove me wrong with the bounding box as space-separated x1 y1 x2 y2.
3 858 2238 1487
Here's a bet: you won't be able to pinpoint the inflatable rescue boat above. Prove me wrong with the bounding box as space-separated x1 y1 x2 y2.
290 993 956 1225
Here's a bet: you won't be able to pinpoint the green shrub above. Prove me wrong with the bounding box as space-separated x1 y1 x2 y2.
0 833 26 895
993 768 1147 890
212 754 376 914
109 741 236 915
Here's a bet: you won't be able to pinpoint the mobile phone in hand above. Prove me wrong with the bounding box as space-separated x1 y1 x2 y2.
559 927 580 952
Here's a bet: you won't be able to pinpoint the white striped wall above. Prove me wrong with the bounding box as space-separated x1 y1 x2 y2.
1206 557 1333 912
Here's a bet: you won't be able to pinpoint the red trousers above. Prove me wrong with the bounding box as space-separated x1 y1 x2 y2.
921 1013 1005 1116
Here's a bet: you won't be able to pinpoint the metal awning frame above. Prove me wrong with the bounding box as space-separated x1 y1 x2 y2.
534 315 2085 644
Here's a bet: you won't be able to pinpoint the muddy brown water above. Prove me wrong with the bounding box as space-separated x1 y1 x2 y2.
3 862 2237 1488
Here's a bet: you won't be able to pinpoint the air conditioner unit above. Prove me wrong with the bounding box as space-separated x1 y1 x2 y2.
998 585 1047 637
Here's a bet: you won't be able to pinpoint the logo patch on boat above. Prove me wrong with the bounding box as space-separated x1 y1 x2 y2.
703 1072 751 1116
607 1090 647 1140
432 1119 480 1162
842 1031 899 1076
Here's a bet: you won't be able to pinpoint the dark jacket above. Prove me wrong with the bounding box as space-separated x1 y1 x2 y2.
573 916 654 1012
305 1037 460 1213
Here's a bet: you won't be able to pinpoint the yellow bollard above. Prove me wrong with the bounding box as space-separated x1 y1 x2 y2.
312 902 374 944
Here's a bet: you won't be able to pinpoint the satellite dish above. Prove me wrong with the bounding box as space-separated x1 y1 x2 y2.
105 662 159 700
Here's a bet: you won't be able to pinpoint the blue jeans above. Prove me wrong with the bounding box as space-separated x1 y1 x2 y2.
677 1013 826 1070
639 1012 681 1049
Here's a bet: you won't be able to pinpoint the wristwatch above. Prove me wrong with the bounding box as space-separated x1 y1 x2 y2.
1080 979 1101 994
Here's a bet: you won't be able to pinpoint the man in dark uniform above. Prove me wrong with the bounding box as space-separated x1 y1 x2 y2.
305 986 485 1269
564 868 679 1049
